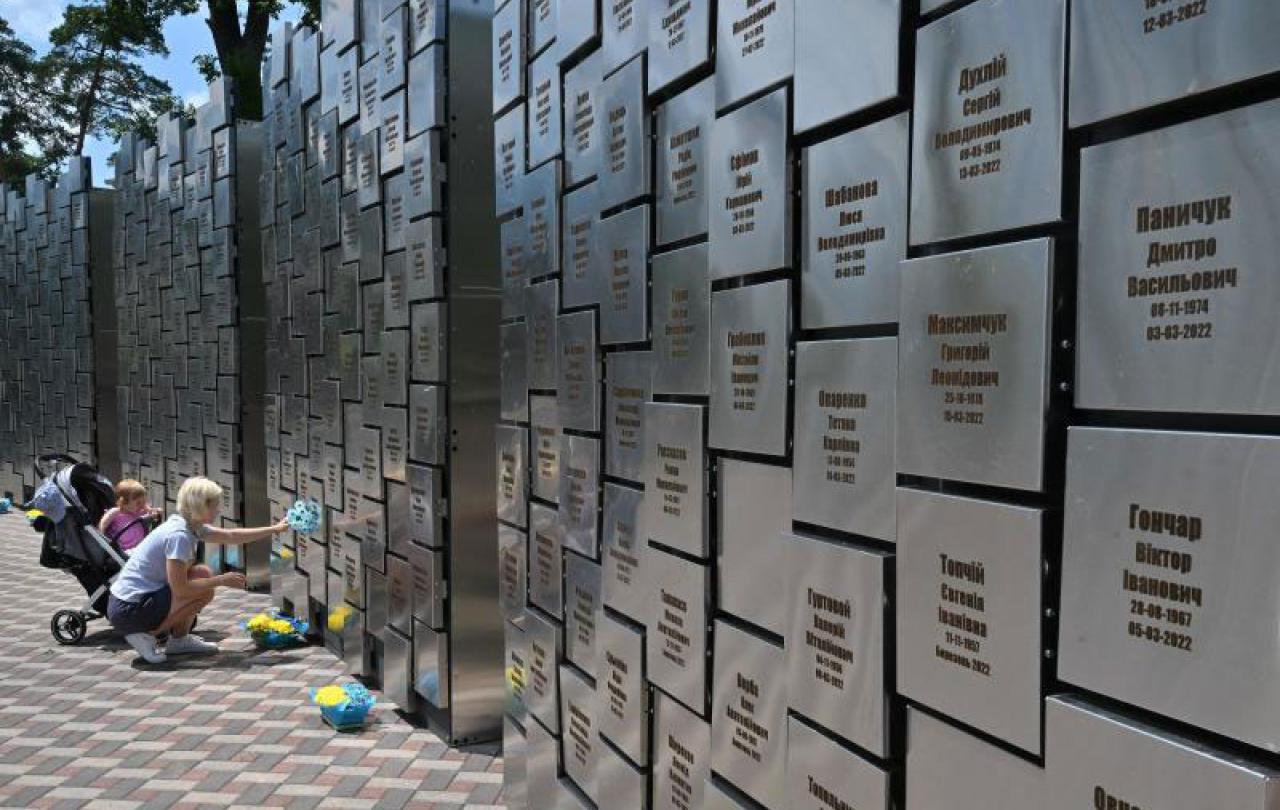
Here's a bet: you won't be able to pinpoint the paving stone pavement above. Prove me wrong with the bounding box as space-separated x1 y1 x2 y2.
0 513 506 810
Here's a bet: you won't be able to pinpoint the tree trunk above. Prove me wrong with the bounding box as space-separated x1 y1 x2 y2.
204 0 269 121
75 44 109 155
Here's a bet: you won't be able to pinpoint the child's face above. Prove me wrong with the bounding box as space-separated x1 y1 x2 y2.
125 494 148 513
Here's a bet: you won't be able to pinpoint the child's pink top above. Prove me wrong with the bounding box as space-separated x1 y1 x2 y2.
103 508 150 551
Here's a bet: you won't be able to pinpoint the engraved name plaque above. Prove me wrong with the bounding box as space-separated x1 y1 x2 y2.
563 51 602 187
597 205 648 345
597 612 649 766
530 394 561 503
564 552 601 677
562 183 599 308
653 690 711 810
558 434 600 559
656 77 713 245
602 0 648 76
905 707 1045 810
528 49 563 169
652 242 710 396
529 503 565 618
648 0 710 94
786 719 890 810
523 161 561 280
495 424 527 528
601 482 646 622
715 0 794 110
527 282 559 391
492 0 524 114
604 351 650 483
642 402 707 557
598 56 649 211
494 105 525 216
646 544 708 715
498 524 527 621
500 321 528 422
557 311 600 433
709 280 790 457
711 620 786 810
525 607 563 733
559 663 599 800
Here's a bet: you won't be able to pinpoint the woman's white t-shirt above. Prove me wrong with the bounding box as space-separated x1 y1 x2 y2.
109 514 205 603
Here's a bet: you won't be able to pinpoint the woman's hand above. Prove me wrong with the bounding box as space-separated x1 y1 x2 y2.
217 572 247 590
272 519 290 535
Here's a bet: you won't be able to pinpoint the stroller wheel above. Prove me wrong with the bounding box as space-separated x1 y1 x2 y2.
51 610 87 645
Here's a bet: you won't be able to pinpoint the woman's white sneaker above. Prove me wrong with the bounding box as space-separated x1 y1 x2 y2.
165 634 219 655
124 632 167 664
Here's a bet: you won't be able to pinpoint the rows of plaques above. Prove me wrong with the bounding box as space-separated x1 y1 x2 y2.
493 0 1280 808
111 82 258 543
0 162 99 497
260 0 455 721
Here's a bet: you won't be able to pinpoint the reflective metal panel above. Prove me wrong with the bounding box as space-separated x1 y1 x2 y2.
1076 101 1280 415
556 311 600 433
1059 428 1280 753
897 239 1052 491
602 1 647 75
505 619 529 721
559 663 599 801
561 183 599 307
409 0 445 52
496 424 528 528
564 552 601 677
717 460 790 634
597 204 648 345
909 0 1066 244
410 301 446 383
556 0 597 62
380 91 406 176
715 0 794 109
501 216 528 320
405 216 443 301
1045 696 1280 810
563 51 602 186
600 482 645 621
642 402 707 557
366 566 389 638
598 57 648 211
708 87 790 280
711 620 786 809
786 533 889 756
409 542 443 629
655 78 713 245
413 621 449 707
528 50 562 168
383 626 414 709
494 105 525 216
409 384 445 464
503 718 527 809
597 612 648 765
598 743 647 809
795 0 899 133
527 282 559 391
525 607 563 733
709 280 790 457
648 0 710 93
896 488 1043 755
604 351 649 482
558 433 599 558
904 707 1045 810
387 553 414 635
408 462 444 547
529 503 565 618
500 322 528 422
652 242 710 396
646 544 707 714
526 716 562 808
793 338 897 541
524 161 560 279
498 524 527 621
492 0 524 114
407 45 444 137
530 394 561 503
529 0 556 57
1070 4 1280 127
653 690 710 810
802 113 908 329
786 718 889 810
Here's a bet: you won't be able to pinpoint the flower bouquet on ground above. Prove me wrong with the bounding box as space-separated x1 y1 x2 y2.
243 609 309 649
312 682 376 732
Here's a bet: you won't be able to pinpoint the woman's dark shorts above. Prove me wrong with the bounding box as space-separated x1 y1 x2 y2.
107 586 172 634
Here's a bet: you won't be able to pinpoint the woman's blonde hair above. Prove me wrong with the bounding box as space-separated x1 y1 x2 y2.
177 477 223 525
114 479 147 507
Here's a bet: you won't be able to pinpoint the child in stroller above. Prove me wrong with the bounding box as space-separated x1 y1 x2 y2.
98 479 162 553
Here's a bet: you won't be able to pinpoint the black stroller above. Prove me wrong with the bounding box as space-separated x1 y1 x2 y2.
27 454 152 644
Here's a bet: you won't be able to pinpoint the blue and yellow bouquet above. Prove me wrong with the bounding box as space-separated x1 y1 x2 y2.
286 499 323 535
312 682 376 731
242 609 309 648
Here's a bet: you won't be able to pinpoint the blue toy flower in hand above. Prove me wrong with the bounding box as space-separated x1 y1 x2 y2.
286 499 322 535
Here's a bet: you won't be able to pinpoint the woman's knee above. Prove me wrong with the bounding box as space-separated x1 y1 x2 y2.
189 564 213 580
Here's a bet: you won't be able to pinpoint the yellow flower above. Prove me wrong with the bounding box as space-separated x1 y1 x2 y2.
313 685 349 707
247 614 271 632
280 548 294 559
268 619 294 634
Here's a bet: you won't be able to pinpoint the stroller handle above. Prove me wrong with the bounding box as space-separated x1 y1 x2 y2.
33 453 81 481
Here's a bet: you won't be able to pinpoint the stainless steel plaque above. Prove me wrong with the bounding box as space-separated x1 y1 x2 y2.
563 50 601 187
380 8 407 97
652 243 710 396
527 281 559 391
1070 5 1280 127
597 743 647 809
408 542 443 628
793 338 897 541
382 627 412 708
655 78 712 245
598 56 648 211
601 482 646 621
556 311 600 433
501 216 528 321
715 0 794 109
525 607 563 733
494 105 526 216
405 216 443 301
564 552 601 676
409 384 445 464
529 394 561 504
381 405 408 482
904 707 1045 810
558 433 599 558
1059 427 1280 753
711 620 786 809
597 611 648 765
602 0 648 76
709 87 790 280
786 718 889 810
524 160 560 279
502 718 527 809
597 204 648 345
404 131 442 218
802 113 908 329
561 183 599 308
556 0 596 62
505 619 529 721
897 239 1052 491
501 321 529 422
387 553 413 635
559 662 600 801
410 301 446 382
407 45 444 137
528 49 562 168
529 502 565 618
380 91 406 176
499 523 527 621
408 462 444 547
529 0 556 57
413 621 448 707
648 0 710 93
604 351 649 482
646 544 707 714
897 488 1044 755
642 402 707 557
704 780 751 810
795 0 899 133
409 0 445 52
1076 101 1280 415
709 280 790 457
717 460 790 634
786 532 889 756
526 715 561 808
653 690 710 810
496 423 528 528
492 0 525 114
1045 695 1280 810
909 0 1066 244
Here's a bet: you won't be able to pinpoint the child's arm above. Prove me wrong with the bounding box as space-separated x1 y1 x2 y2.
98 508 118 534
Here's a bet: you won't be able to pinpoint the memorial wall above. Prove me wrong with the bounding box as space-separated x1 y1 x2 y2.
493 0 1280 807
262 0 505 745
0 160 111 498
